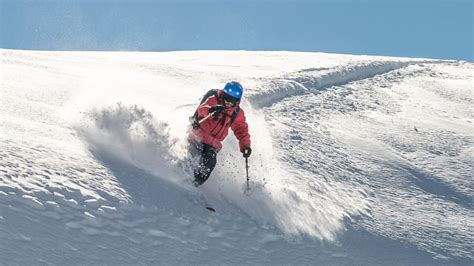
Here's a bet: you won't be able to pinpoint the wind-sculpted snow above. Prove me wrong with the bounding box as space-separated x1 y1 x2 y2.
248 59 452 108
1 49 472 264
264 62 473 261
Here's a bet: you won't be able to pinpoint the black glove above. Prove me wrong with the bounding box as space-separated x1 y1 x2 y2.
242 147 252 158
209 105 225 119
190 116 200 129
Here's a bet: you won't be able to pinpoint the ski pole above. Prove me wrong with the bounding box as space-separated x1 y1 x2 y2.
245 157 249 191
194 105 230 126
190 111 216 128
198 111 216 124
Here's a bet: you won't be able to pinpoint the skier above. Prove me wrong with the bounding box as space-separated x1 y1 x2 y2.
188 81 252 186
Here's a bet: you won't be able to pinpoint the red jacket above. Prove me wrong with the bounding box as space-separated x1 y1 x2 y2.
190 90 251 152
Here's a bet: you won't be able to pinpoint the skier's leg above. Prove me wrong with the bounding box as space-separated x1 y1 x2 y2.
201 144 217 179
188 139 203 161
194 144 217 186
187 140 204 184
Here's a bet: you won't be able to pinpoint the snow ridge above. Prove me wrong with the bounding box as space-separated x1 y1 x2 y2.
249 60 443 107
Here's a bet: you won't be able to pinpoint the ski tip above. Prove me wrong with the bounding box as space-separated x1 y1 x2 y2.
205 207 216 212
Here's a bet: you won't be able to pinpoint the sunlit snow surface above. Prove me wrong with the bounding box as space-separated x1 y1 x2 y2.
1 49 472 264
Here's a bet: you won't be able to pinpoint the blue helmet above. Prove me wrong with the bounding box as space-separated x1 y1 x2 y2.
223 81 243 100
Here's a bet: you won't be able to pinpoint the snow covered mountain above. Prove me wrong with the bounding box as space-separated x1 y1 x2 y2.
1 49 472 264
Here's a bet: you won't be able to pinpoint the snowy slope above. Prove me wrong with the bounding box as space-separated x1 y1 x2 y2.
1 49 473 264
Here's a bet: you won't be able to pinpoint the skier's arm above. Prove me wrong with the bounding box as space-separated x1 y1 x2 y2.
197 101 213 118
197 97 226 123
231 109 251 151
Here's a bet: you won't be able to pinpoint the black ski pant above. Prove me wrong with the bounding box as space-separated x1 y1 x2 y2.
188 140 217 186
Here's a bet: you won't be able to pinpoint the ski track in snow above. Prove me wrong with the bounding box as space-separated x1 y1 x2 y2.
1 49 472 264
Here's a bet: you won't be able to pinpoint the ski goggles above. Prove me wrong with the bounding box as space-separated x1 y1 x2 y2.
223 93 240 105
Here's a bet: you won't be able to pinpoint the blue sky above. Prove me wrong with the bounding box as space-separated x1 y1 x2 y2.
1 0 472 61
